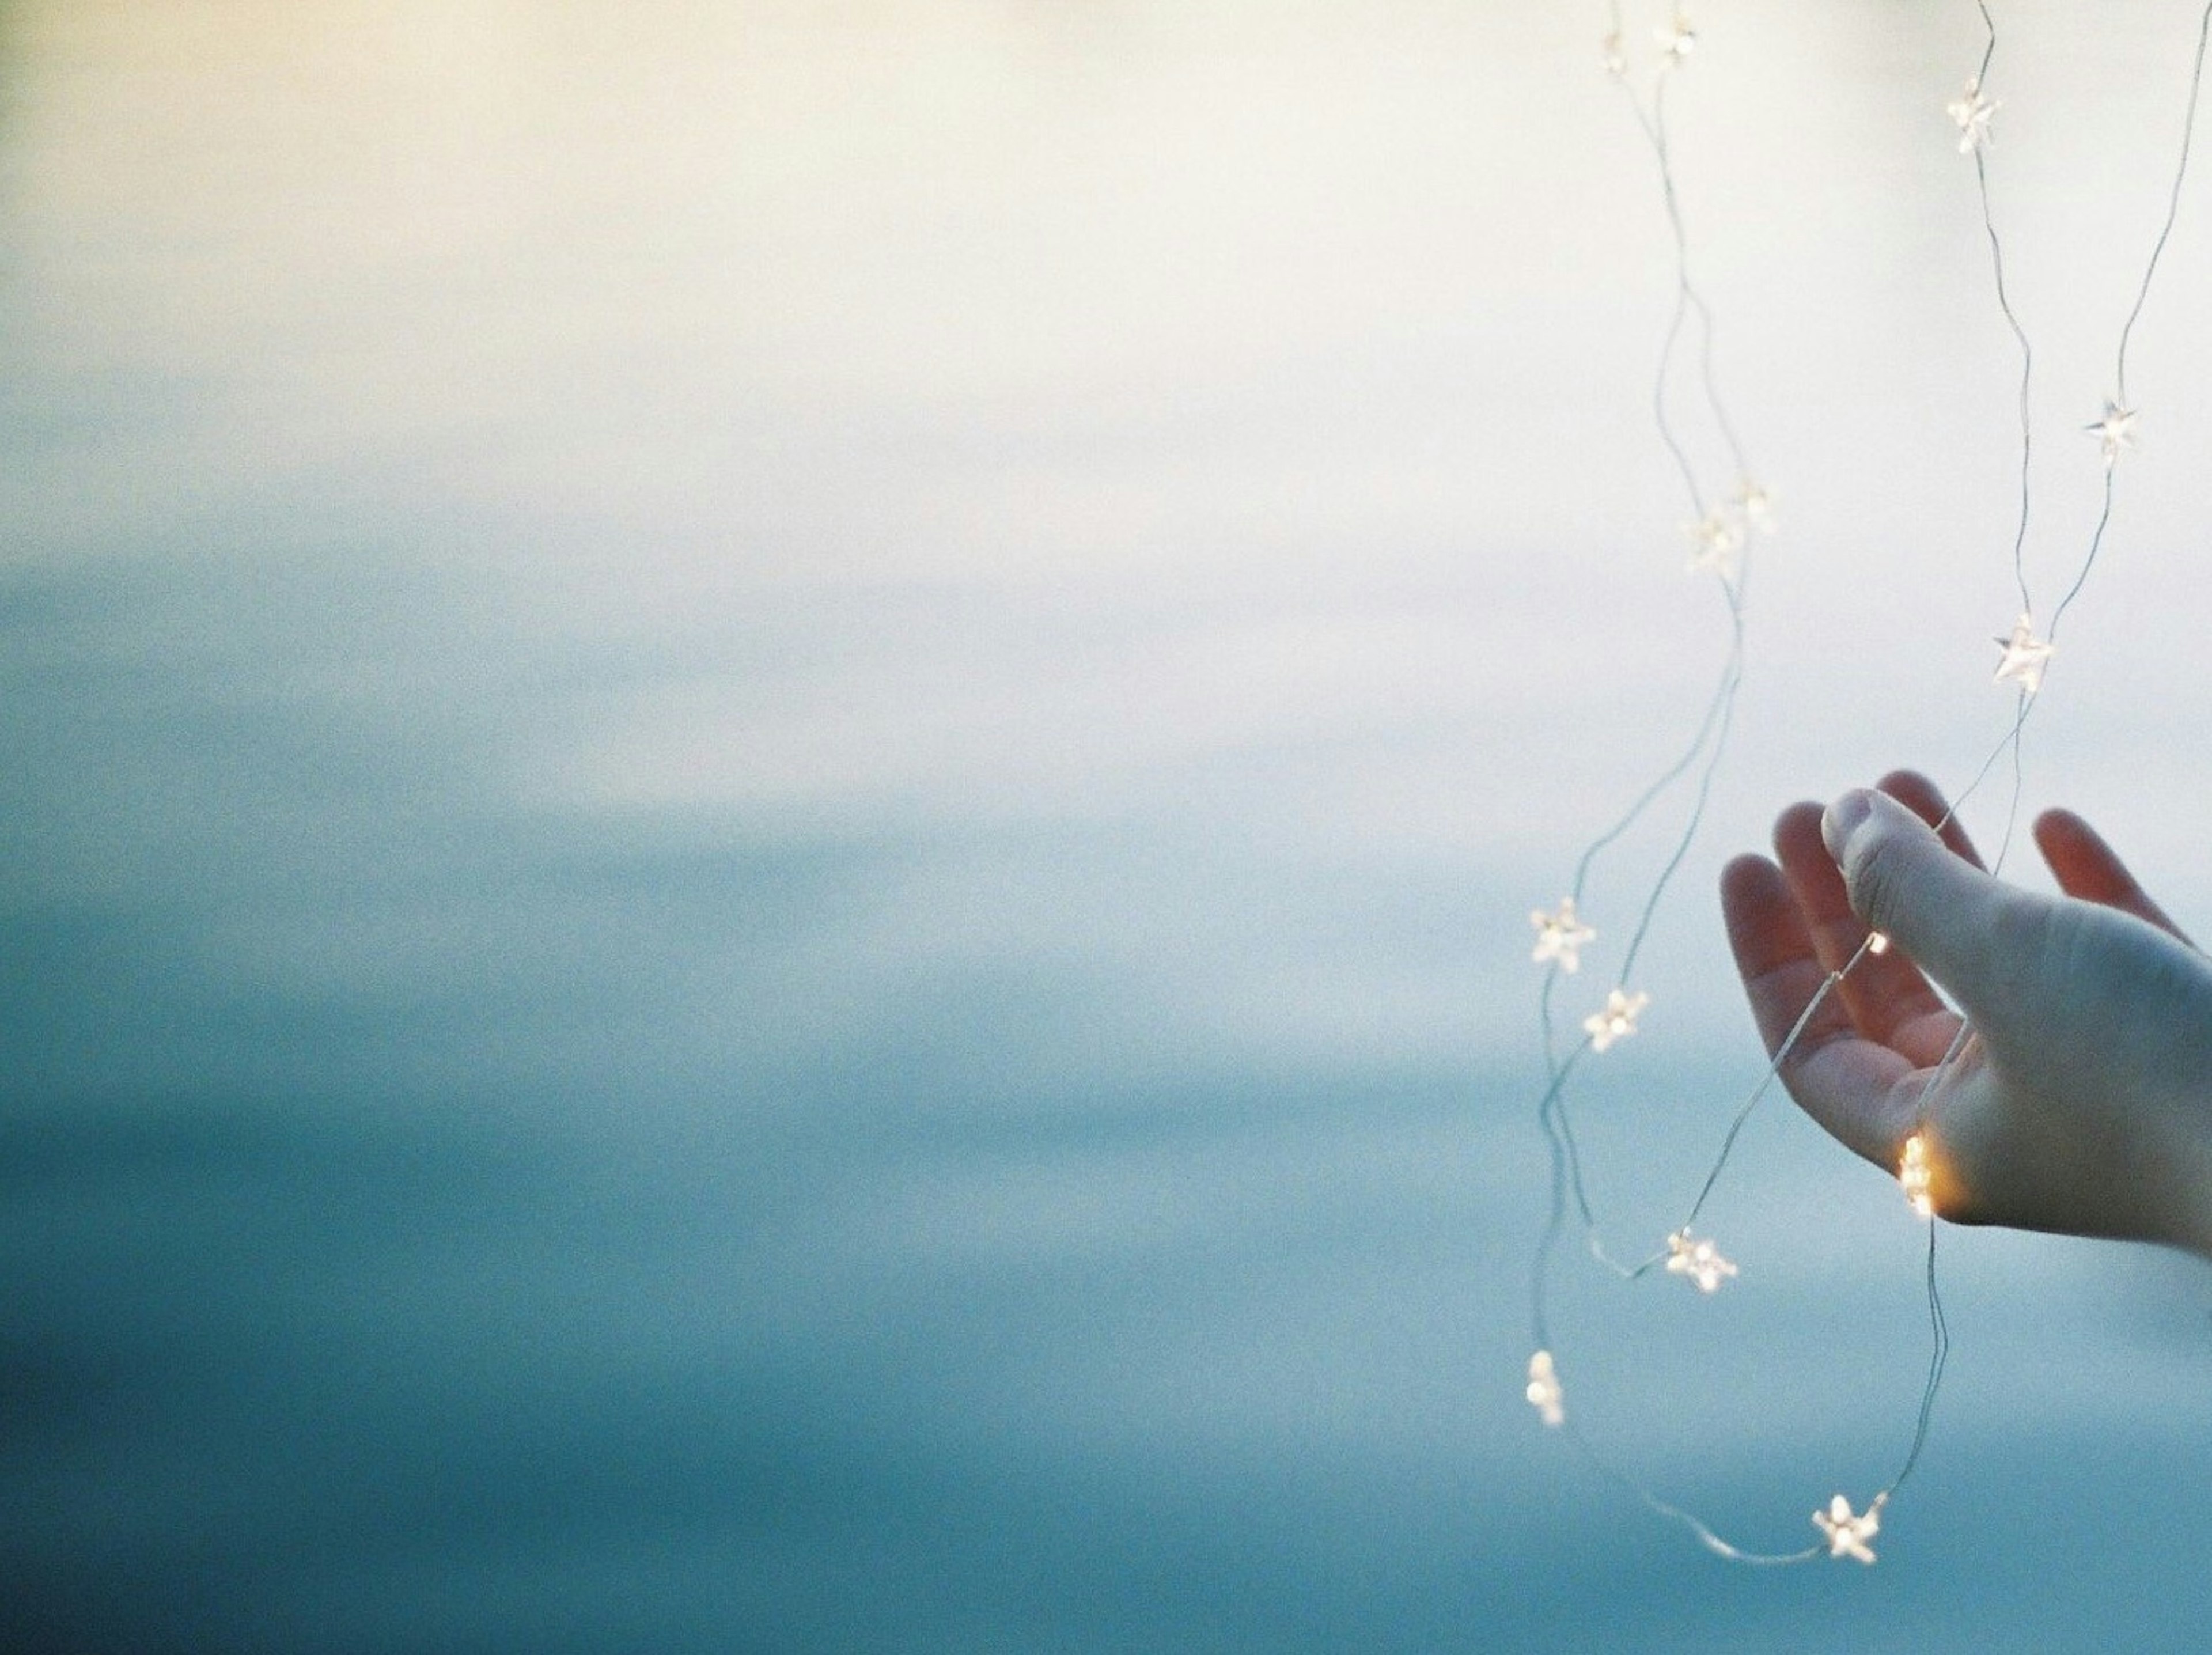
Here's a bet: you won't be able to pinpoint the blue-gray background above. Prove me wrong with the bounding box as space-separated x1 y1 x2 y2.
9 2 2212 1649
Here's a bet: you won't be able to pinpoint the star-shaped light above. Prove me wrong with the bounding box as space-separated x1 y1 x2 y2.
1684 509 1745 575
1993 613 2056 696
1813 1492 1885 1563
1732 478 1777 535
2088 399 2138 467
1654 9 1695 63
1582 988 1649 1052
1664 1228 1739 1293
1601 29 1627 77
1526 1350 1565 1427
1899 1133 1934 1220
1531 897 1599 973
1948 77 1998 153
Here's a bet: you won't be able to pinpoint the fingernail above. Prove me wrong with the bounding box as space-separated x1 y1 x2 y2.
1821 789 1876 861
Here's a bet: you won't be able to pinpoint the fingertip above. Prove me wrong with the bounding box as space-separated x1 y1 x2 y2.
2032 806 2112 885
1875 768 1946 811
1720 850 1782 911
1772 800 1830 864
1879 769 1987 869
2033 806 2090 849
1820 787 1879 862
1719 851 1805 979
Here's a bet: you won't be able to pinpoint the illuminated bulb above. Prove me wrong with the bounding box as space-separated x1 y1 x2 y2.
1948 77 1998 153
1531 897 1599 973
1601 29 1627 77
2088 399 2139 466
1813 1492 1885 1564
1732 478 1777 534
1993 613 2056 695
1664 1228 1738 1293
1654 10 1695 63
1526 1350 1566 1427
1899 1133 1935 1220
1866 930 1891 956
1684 509 1745 575
1582 988 1649 1052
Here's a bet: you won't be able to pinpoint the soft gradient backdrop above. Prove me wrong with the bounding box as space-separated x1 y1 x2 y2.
8 2 2212 1649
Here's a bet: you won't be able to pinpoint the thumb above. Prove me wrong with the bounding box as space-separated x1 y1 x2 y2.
1823 788 2018 1012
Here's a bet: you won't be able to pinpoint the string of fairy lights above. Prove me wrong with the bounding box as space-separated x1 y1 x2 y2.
1524 0 2212 1565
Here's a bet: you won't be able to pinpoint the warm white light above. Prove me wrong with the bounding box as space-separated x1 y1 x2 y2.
1602 29 1627 77
1813 1492 1885 1563
1866 930 1891 956
1526 1350 1566 1427
1683 509 1745 575
1531 897 1599 973
1654 10 1696 63
1732 478 1777 534
1664 1228 1738 1293
1582 988 1649 1052
2088 399 2139 466
1993 614 2056 695
1899 1134 1935 1220
1948 77 1998 153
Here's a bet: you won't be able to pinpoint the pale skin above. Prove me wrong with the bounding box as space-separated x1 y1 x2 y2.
1721 770 2212 1259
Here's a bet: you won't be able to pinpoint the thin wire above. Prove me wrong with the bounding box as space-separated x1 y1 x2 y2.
1618 577 1745 981
1543 37 1757 1295
1569 609 1737 906
2114 0 2212 408
1525 27 1801 1567
2049 467 2118 638
1679 966 1847 1229
1527 0 2212 1567
1559 1412 1824 1565
1885 1204 1953 1495
1969 1 2036 619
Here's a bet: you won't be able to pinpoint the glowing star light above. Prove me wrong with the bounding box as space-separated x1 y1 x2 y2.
1732 478 1777 534
1526 1350 1565 1427
1993 613 2056 695
1531 897 1599 973
2088 400 2138 466
1814 1493 1885 1564
1655 10 1695 63
1866 930 1891 956
1582 987 1649 1052
1665 1229 1738 1293
1684 509 1745 575
1601 29 1627 77
1899 1133 1935 1220
1948 77 1998 153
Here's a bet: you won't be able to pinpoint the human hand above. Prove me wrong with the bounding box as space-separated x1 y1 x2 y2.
1720 771 2212 1256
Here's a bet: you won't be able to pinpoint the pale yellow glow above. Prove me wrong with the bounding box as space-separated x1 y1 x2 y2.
1732 478 1777 534
1582 989 1649 1053
1525 1350 1565 1427
1664 1228 1738 1293
2089 400 2140 465
1531 897 1598 974
1899 1134 1935 1220
1813 1491 1884 1563
1683 509 1746 576
1866 930 1891 956
1993 615 2057 695
1948 77 1998 154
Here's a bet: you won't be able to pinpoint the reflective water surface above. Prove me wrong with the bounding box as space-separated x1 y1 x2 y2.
9 3 2212 1648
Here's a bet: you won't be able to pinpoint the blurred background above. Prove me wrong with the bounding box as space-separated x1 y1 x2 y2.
9 1 2212 1648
